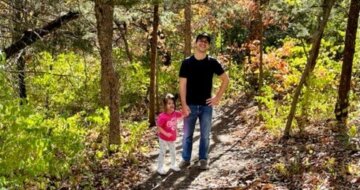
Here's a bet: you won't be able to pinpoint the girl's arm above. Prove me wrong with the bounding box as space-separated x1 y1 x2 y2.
157 125 171 137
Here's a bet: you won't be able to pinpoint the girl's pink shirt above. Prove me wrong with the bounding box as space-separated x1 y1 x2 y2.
157 111 182 141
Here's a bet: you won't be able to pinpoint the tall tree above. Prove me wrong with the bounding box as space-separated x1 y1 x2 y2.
149 2 160 126
114 20 133 63
249 0 262 42
95 0 120 145
257 0 264 113
184 0 192 57
12 0 27 101
284 0 336 138
334 0 360 127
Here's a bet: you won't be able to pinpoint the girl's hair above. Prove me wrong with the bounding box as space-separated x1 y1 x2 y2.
163 93 177 110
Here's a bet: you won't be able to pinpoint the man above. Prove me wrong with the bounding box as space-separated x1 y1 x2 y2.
179 32 229 170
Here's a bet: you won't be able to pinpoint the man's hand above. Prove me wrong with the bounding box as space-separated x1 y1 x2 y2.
207 72 229 106
182 104 191 117
206 96 221 106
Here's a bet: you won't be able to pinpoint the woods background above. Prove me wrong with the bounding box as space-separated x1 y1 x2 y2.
0 0 359 189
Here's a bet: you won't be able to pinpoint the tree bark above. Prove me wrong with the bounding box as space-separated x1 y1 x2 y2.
114 20 133 63
156 58 160 114
249 0 262 42
184 0 192 57
257 0 264 113
5 11 79 59
335 0 360 125
95 0 120 146
284 0 336 138
149 3 159 127
16 51 26 100
12 0 27 101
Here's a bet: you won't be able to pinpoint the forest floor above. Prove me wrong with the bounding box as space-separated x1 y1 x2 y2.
88 94 360 190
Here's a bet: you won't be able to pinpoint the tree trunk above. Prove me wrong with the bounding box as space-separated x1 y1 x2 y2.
17 52 26 100
246 0 263 91
257 0 264 95
114 20 133 63
184 0 192 57
149 3 159 127
335 0 360 126
95 0 120 146
12 0 27 101
284 0 336 138
258 0 264 118
156 58 160 114
249 0 262 42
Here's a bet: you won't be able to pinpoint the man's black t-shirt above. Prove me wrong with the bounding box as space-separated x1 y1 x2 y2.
179 55 225 105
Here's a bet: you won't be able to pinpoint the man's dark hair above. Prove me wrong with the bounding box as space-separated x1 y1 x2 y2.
195 32 211 43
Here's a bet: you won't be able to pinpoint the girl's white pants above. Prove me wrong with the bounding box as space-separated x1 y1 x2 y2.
157 138 177 170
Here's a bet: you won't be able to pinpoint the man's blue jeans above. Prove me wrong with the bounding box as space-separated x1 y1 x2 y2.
182 105 213 161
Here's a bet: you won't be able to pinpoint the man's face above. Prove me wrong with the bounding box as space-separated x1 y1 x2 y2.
195 37 210 53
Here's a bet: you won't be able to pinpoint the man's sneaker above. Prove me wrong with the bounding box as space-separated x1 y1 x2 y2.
199 159 208 170
178 160 191 168
170 165 181 171
157 168 167 175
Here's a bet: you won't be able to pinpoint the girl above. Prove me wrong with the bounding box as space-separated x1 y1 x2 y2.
156 93 182 175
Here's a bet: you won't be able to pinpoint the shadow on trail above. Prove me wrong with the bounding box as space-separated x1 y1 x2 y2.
133 94 258 190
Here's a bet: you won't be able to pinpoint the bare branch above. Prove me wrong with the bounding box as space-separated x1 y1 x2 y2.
4 11 80 59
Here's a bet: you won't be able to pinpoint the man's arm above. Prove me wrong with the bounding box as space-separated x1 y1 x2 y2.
180 77 190 117
206 72 229 106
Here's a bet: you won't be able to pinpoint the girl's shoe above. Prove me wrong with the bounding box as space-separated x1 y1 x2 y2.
157 168 167 175
170 165 180 171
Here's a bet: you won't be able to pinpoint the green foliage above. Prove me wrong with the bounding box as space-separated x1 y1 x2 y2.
256 85 289 135
86 107 110 129
114 45 182 116
300 66 338 121
223 24 249 54
346 163 360 176
227 62 245 98
0 58 14 102
0 50 5 63
120 121 150 157
273 158 303 177
258 37 342 133
323 157 336 174
85 107 110 147
273 162 288 176
295 37 340 121
27 52 100 115
264 25 289 48
84 107 150 162
0 51 96 188
348 125 358 139
271 0 321 39
116 61 149 114
158 64 179 97
0 104 86 188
